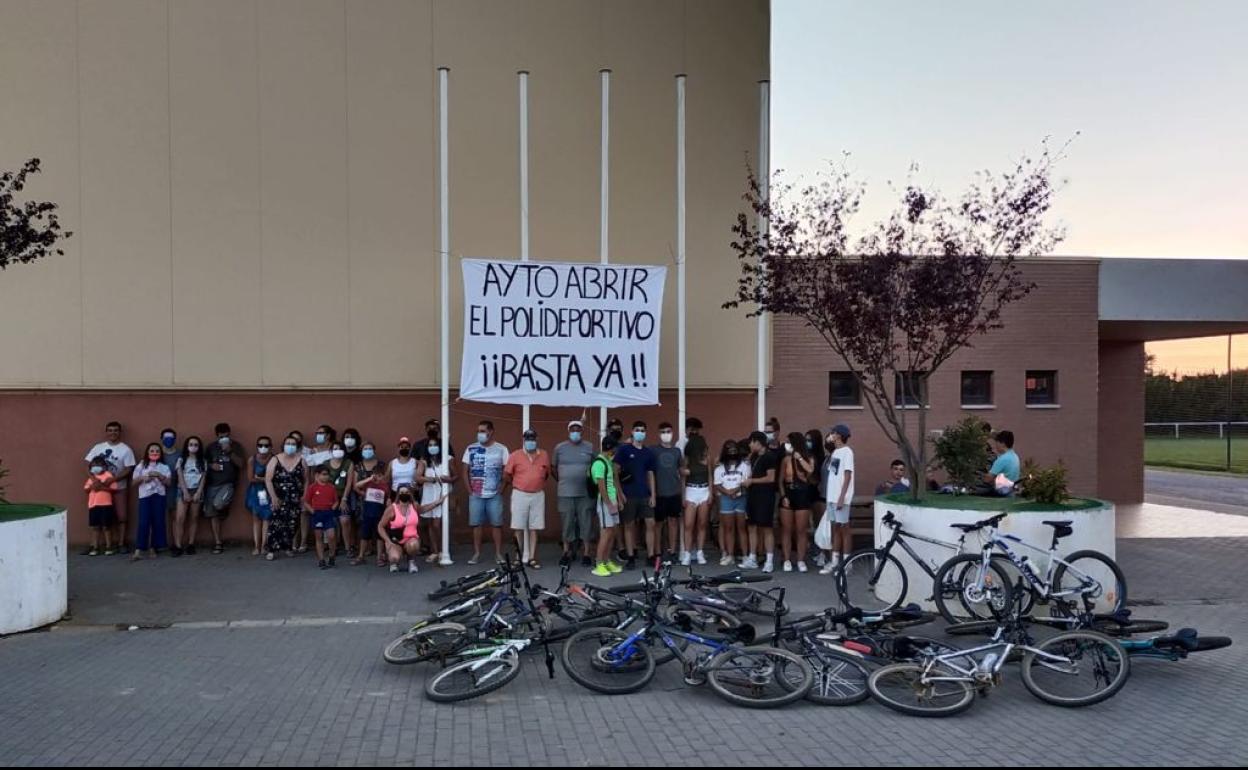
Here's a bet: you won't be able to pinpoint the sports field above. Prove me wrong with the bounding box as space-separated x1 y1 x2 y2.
1144 436 1248 474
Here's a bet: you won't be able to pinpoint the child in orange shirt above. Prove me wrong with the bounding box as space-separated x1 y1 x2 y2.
84 454 118 555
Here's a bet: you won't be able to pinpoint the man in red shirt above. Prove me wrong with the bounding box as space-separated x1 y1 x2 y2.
304 465 340 570
503 429 551 568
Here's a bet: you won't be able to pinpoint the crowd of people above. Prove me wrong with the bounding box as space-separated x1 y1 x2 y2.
81 414 1023 577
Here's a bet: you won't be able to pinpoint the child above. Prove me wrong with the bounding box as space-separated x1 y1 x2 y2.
352 442 388 567
304 465 340 570
132 443 172 560
84 455 117 556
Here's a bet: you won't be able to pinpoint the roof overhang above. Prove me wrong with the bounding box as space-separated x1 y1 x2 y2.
1098 258 1248 342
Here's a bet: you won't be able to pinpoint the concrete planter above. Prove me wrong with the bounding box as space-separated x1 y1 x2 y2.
0 505 68 635
873 497 1117 612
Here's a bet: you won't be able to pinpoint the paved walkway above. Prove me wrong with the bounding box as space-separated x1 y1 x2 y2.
3 534 1246 765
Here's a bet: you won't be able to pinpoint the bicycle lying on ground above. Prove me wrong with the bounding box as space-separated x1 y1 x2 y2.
560 575 813 708
867 581 1131 717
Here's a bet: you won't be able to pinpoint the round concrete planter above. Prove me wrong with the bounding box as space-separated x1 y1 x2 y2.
872 496 1117 612
0 505 68 635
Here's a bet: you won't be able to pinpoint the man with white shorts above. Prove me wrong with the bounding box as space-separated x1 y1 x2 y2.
590 435 625 577
504 429 551 569
820 423 855 575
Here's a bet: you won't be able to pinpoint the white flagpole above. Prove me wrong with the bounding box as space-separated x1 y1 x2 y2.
756 80 770 430
518 70 532 564
599 69 611 440
677 74 687 556
438 67 453 566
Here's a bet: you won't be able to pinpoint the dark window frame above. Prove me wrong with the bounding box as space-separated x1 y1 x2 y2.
1025 370 1059 406
960 370 994 407
828 371 862 408
894 371 929 408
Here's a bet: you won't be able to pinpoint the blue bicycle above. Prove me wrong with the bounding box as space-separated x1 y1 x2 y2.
560 583 813 708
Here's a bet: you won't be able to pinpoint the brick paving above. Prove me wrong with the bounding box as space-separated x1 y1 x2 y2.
2 536 1247 766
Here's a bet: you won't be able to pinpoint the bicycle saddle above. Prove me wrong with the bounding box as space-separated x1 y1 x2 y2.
1154 627 1199 651
1042 520 1074 539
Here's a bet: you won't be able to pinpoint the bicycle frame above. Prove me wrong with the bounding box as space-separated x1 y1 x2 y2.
919 634 1071 684
983 531 1100 601
874 520 972 582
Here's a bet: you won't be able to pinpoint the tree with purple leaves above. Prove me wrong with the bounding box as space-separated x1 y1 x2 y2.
1 158 72 271
726 142 1071 498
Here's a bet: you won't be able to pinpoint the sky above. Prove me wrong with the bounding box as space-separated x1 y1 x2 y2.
771 0 1247 375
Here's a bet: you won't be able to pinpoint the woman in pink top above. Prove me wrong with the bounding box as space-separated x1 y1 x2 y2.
377 484 446 575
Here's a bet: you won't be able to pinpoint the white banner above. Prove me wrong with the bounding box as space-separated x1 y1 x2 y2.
460 259 667 407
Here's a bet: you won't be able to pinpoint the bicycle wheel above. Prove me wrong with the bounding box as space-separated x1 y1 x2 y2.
838 550 907 613
618 614 689 666
561 627 656 694
425 648 522 703
1192 636 1233 653
1051 550 1128 615
1090 618 1168 637
867 662 975 717
660 604 743 634
802 648 871 706
706 646 813 708
1021 630 1130 707
382 622 468 665
427 570 497 601
711 585 789 618
932 554 1014 625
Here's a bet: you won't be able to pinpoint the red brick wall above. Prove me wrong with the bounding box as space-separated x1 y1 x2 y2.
0 389 755 545
769 259 1104 497
1097 341 1146 503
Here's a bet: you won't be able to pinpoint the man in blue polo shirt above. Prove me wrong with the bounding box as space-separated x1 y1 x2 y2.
612 420 656 570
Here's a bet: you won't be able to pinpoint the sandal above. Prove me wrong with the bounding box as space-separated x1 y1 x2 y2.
252 549 260 557
212 544 224 555
351 557 364 566
528 559 541 570
265 552 275 561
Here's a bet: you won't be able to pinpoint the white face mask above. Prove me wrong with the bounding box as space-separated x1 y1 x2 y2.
331 449 346 460
344 437 357 449
784 442 794 454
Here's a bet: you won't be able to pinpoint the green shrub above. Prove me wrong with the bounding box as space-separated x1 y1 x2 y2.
1020 460 1070 505
930 416 992 492
0 457 8 503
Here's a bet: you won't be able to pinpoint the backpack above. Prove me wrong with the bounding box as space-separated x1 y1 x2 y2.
586 456 609 501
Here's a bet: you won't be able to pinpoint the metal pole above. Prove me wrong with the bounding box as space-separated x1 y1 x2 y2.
519 72 531 433
438 67 453 566
599 69 611 439
518 70 531 561
756 80 770 430
677 74 687 438
1229 334 1234 471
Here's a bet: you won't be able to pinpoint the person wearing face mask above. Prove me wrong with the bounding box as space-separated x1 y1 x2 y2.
202 422 243 554
713 440 750 566
288 430 312 552
264 434 307 560
461 420 509 565
779 431 816 573
680 419 711 567
387 437 419 498
307 425 336 469
552 419 596 568
417 434 455 564
352 442 389 566
84 421 135 555
612 420 658 570
341 427 363 463
606 418 624 444
324 441 356 558
84 454 118 556
378 484 447 574
503 429 552 569
132 443 172 560
245 436 274 556
158 428 181 528
172 436 206 556
652 422 687 563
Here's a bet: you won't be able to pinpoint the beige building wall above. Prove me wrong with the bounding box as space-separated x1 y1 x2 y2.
0 0 770 389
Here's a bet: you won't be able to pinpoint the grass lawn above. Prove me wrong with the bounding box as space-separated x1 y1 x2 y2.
1144 437 1248 474
878 493 1105 512
0 503 64 522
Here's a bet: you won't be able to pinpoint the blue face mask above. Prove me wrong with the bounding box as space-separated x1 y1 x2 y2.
524 440 538 452
765 431 776 442
569 432 582 443
284 444 298 456
90 465 105 475
362 448 375 460
477 432 488 444
429 445 441 457
162 435 176 449
633 431 646 443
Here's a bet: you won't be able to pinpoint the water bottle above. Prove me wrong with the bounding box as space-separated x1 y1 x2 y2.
977 652 999 674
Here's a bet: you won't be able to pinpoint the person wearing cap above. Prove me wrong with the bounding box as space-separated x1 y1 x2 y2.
819 423 855 575
590 435 625 577
386 436 419 497
462 420 510 565
552 419 597 567
503 429 552 568
377 483 448 574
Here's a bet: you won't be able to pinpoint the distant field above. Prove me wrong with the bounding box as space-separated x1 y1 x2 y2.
1144 437 1248 474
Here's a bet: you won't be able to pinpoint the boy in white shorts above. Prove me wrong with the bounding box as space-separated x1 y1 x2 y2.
820 424 855 575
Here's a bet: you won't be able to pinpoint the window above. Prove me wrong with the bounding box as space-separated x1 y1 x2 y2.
961 371 994 407
1025 370 1058 406
828 371 861 407
894 371 928 407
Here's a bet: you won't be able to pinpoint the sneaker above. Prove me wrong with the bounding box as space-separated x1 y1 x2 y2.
679 551 691 566
467 553 481 566
814 553 827 568
328 557 336 568
88 548 99 557
592 563 613 577
606 560 624 574
318 560 328 570
718 554 734 567
695 550 707 565
581 555 593 568
625 557 637 571
797 560 808 573
819 562 837 575
389 563 399 573
740 556 758 570
762 558 775 574
408 561 419 574
782 560 793 573
103 549 115 556
265 552 275 562
185 545 197 556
